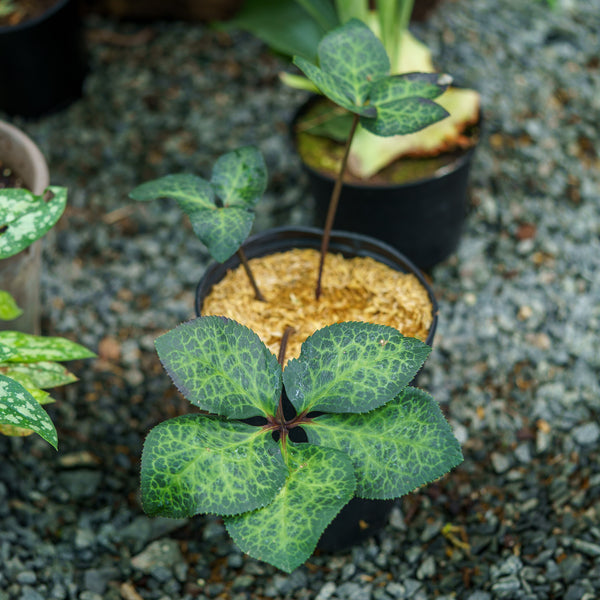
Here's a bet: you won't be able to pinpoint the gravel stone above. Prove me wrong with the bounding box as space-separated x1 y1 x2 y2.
1 1 599 598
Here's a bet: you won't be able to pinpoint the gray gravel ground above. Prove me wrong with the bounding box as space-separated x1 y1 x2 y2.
1 0 599 598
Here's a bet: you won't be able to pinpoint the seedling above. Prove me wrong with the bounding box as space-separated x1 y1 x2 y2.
129 146 268 301
0 186 67 258
293 18 451 297
141 316 463 572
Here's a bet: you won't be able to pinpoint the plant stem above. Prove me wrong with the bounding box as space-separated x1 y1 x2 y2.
315 112 360 300
237 247 266 302
275 326 295 426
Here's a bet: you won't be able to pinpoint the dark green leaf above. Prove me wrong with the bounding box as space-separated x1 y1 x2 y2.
283 322 431 414
303 387 463 499
155 316 282 419
362 75 450 136
141 414 286 517
225 441 355 572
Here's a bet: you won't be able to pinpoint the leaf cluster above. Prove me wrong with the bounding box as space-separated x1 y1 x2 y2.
129 147 267 263
141 317 463 571
294 19 450 138
0 323 95 448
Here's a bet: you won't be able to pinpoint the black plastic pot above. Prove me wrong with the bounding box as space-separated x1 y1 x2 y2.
0 0 86 117
293 96 480 270
196 226 438 552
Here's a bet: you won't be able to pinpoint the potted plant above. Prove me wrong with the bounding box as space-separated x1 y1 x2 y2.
0 291 95 448
140 316 463 572
225 0 481 268
0 119 54 334
0 0 86 117
130 19 462 565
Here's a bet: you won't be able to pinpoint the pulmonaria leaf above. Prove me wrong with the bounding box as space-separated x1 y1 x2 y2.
294 18 388 112
155 316 282 419
0 361 78 389
0 331 96 363
283 322 431 415
225 441 356 573
0 374 57 448
361 74 450 137
0 186 67 259
0 290 23 321
303 387 463 499
141 414 286 518
129 147 267 262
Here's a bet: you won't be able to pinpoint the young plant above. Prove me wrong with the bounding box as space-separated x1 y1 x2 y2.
291 18 451 297
141 316 463 572
227 1 481 179
129 146 268 301
0 293 96 448
0 186 68 259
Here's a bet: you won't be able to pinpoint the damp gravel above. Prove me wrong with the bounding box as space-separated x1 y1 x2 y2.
1 0 599 598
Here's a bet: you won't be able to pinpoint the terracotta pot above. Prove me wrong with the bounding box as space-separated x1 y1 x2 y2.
196 226 438 551
0 120 50 334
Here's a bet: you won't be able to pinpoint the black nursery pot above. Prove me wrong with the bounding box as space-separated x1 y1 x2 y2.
0 0 86 117
196 226 438 552
293 97 480 271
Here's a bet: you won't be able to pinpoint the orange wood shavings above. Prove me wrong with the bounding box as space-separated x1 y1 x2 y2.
202 248 433 361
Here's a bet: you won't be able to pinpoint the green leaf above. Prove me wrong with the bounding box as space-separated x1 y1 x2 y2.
361 73 450 137
0 369 51 405
210 146 267 209
141 414 286 517
0 341 17 362
129 148 267 262
0 361 78 389
0 290 22 321
0 186 67 259
317 19 389 106
0 374 57 448
225 442 356 572
155 316 282 419
223 0 328 61
283 322 431 414
293 19 390 115
303 387 463 499
293 57 376 117
0 331 95 363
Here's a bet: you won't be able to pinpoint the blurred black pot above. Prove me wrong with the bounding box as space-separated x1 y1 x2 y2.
0 0 86 117
293 96 481 270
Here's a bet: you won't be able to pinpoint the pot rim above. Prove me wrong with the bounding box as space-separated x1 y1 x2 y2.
0 0 71 34
291 93 481 191
196 225 439 347
0 119 50 194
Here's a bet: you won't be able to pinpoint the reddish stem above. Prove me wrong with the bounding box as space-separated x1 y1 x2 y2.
315 112 360 300
237 247 266 302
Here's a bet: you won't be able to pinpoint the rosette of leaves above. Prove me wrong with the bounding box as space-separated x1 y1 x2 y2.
0 294 96 448
129 146 267 263
141 316 463 572
0 186 67 258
